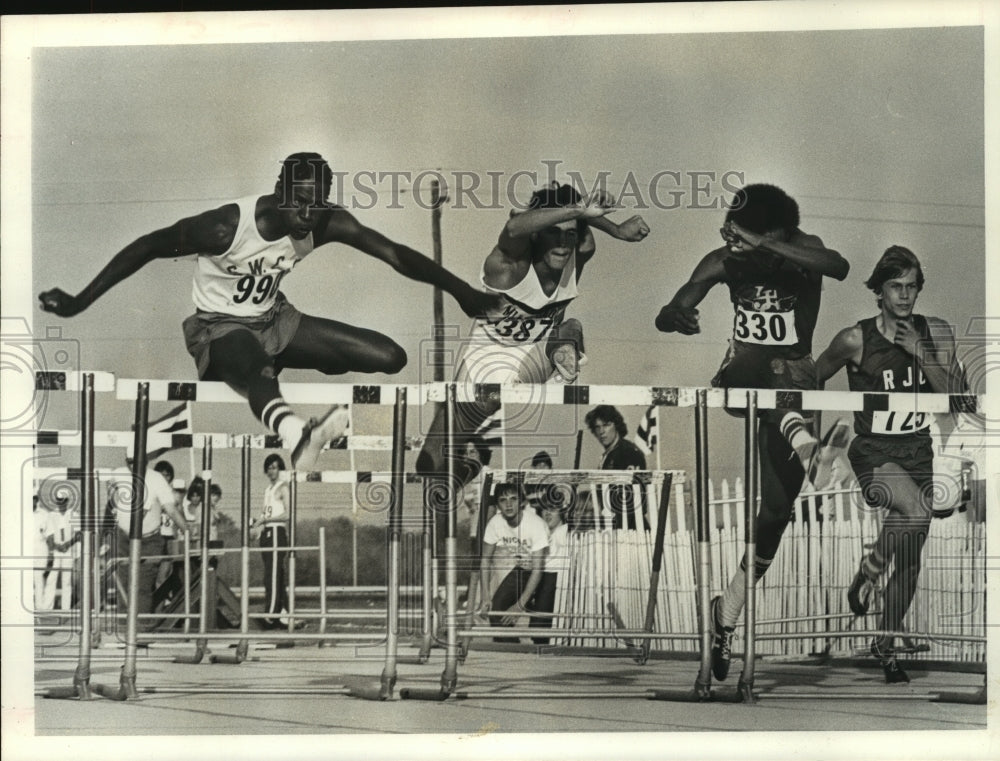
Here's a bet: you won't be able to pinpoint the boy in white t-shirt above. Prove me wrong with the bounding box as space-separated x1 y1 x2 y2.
479 482 549 642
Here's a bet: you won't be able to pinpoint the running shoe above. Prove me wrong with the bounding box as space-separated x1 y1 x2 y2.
710 595 736 681
291 405 350 471
871 637 910 684
847 561 876 617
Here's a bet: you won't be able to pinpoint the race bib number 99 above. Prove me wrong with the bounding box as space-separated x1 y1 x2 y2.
870 410 931 435
733 306 797 346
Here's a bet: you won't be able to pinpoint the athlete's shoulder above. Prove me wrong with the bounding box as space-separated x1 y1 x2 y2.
690 247 730 283
172 202 241 256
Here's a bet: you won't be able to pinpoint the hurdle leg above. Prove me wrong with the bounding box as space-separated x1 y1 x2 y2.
441 383 460 694
379 387 408 699
46 374 97 701
637 472 673 664
737 390 759 703
417 479 434 662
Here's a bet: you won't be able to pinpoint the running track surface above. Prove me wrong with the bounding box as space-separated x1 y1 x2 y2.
28 630 988 741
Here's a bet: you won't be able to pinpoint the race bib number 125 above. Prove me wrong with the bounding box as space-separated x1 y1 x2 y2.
870 410 931 435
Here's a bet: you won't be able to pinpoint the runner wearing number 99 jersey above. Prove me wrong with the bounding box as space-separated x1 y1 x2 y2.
655 184 849 681
39 153 497 474
815 245 964 682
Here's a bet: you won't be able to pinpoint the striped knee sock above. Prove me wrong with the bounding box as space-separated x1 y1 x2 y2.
719 555 774 627
261 398 304 447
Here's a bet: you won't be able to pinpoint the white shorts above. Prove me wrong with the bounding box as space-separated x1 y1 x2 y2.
453 326 553 386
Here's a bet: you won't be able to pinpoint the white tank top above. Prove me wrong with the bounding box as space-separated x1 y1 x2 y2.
192 195 315 317
262 481 287 524
476 254 579 346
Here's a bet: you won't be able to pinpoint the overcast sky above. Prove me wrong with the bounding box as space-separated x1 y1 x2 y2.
2 3 997 759
19 13 988 483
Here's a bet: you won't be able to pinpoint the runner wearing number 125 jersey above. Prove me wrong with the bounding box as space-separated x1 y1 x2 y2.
655 184 849 681
815 245 963 682
39 153 498 472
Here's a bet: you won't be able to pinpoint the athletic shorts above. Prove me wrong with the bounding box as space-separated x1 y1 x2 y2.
182 294 303 380
848 434 934 508
453 324 553 386
711 342 817 420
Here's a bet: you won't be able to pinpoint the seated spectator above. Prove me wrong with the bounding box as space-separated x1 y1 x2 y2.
479 482 549 643
529 499 570 645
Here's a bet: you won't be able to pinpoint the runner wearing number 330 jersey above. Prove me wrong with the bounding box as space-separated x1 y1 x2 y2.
655 184 849 682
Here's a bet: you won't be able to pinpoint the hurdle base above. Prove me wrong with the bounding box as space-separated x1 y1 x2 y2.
42 680 95 701
737 677 757 704
209 638 248 664
399 687 451 701
173 638 209 664
933 686 986 705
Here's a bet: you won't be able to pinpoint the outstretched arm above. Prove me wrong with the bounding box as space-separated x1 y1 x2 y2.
39 205 238 318
502 189 617 240
589 213 650 243
724 222 849 281
654 250 727 335
319 209 499 318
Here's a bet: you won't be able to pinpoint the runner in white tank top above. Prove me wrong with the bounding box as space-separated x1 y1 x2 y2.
416 182 650 544
40 153 497 474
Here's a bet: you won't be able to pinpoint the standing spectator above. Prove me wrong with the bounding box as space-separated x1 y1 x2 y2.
42 493 79 611
459 436 492 613
108 460 189 629
33 496 53 610
585 405 648 530
252 454 301 629
529 500 570 645
479 482 549 643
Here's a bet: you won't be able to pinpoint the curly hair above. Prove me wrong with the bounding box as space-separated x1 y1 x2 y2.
724 183 800 236
263 453 286 473
585 405 628 438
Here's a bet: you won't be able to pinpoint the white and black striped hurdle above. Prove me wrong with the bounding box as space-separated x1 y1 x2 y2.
35 374 985 703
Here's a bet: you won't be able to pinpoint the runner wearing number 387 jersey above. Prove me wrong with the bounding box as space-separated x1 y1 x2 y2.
39 153 498 472
656 184 849 682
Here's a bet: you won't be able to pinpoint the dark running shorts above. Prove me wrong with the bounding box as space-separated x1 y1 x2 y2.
711 342 817 420
182 294 302 380
848 434 934 508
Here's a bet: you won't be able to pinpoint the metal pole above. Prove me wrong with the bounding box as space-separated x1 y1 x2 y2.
182 533 191 636
693 389 713 698
288 468 298 632
381 386 407 699
738 390 759 703
431 179 446 384
221 435 252 663
318 527 328 645
73 373 95 698
441 383 459 695
418 478 434 662
120 381 149 700
198 438 212 645
638 471 673 664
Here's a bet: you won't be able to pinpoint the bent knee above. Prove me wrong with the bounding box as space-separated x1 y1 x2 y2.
380 342 407 374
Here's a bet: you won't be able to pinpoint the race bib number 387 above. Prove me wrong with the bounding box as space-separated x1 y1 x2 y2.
733 306 797 346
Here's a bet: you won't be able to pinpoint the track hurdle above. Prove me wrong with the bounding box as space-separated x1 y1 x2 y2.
42 373 98 700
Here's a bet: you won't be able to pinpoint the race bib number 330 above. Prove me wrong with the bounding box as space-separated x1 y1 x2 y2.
733 306 797 346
